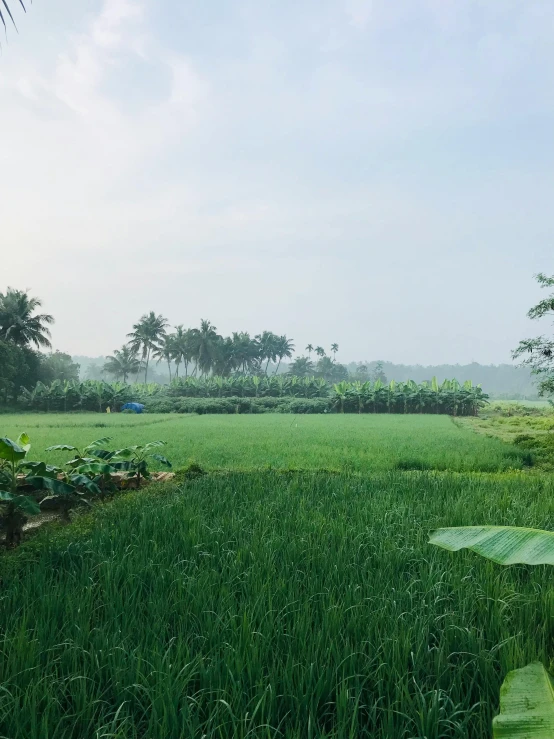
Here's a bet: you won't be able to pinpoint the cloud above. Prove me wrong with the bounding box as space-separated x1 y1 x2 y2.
345 0 373 29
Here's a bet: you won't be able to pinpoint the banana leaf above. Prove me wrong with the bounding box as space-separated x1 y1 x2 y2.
429 526 554 566
493 662 554 738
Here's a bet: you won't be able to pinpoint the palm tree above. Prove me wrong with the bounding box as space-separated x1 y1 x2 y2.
256 331 279 375
127 312 168 383
331 343 339 359
172 326 195 378
0 1 27 31
228 332 261 375
103 346 141 383
305 344 314 357
315 346 326 358
287 356 314 378
189 320 221 377
154 335 175 384
0 288 54 348
274 335 295 375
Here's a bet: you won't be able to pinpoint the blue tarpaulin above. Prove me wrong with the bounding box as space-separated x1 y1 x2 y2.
121 403 145 414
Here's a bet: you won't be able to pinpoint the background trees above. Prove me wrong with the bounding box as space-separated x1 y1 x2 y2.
513 273 554 396
0 289 54 404
39 352 80 385
0 288 54 349
103 347 141 384
127 312 168 383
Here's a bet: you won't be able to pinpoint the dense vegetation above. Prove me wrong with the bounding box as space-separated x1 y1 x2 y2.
16 376 489 416
1 469 552 738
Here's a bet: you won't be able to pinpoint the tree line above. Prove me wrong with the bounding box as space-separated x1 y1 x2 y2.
18 376 488 416
105 312 348 384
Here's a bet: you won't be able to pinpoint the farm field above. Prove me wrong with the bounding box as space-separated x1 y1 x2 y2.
1 412 530 473
0 412 548 738
2 469 554 738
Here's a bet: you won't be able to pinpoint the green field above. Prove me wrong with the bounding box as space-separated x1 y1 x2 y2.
0 413 548 738
1 412 529 473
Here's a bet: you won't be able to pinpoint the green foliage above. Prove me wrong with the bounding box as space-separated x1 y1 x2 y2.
0 433 78 545
38 352 80 385
16 375 487 415
0 339 42 405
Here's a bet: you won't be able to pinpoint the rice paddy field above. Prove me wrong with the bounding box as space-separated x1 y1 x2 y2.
0 412 530 473
1 412 551 738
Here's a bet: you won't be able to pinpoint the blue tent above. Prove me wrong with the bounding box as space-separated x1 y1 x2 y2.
121 402 145 414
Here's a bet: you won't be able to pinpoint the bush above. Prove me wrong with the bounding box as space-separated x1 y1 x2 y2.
143 396 333 415
283 399 331 414
143 398 176 414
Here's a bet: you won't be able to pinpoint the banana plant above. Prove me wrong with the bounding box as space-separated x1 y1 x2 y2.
333 381 350 413
110 441 172 488
0 434 79 545
46 437 118 495
430 525 554 737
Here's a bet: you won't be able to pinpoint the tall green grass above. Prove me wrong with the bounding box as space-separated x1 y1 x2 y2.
1 413 529 472
1 471 553 738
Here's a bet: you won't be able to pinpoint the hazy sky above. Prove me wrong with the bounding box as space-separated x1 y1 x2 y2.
2 0 553 364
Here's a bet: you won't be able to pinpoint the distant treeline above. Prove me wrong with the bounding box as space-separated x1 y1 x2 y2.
17 377 488 416
75 356 537 399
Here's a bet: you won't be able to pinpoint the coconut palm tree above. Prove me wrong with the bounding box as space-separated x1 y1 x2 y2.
0 288 54 348
305 344 314 357
103 346 141 383
127 312 168 383
331 343 339 359
274 335 295 375
229 332 261 375
315 346 326 358
153 335 175 384
171 326 195 378
255 331 279 375
189 320 221 377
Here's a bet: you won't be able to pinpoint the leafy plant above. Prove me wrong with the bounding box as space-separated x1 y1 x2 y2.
110 441 172 488
430 525 554 737
0 434 79 545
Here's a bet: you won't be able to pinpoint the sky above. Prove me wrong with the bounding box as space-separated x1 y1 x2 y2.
1 0 553 365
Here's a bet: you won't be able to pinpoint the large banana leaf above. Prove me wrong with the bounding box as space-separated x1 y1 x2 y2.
0 438 26 463
84 437 113 451
16 433 31 453
493 662 554 738
21 461 61 479
0 490 40 515
429 526 554 565
72 463 116 476
68 474 102 495
25 477 76 496
151 454 172 468
45 445 79 452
